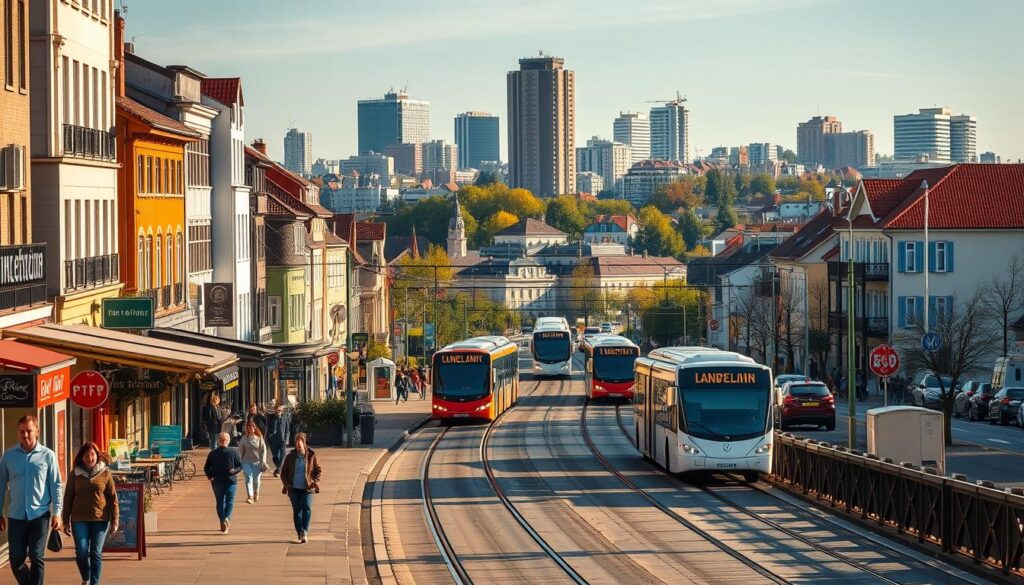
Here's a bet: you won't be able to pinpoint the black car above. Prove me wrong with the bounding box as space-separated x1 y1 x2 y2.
960 382 994 421
987 387 1024 425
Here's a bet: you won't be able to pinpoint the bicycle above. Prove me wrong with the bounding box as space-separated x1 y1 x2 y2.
173 451 197 482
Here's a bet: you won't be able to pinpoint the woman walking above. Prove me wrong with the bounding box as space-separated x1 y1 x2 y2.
202 394 225 447
204 432 243 534
280 432 321 544
238 419 269 504
62 442 118 585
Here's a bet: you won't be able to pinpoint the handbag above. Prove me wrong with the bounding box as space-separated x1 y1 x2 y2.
47 529 63 553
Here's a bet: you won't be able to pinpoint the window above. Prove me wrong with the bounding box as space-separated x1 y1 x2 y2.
4 0 13 87
289 294 304 331
934 296 949 323
187 139 210 187
905 242 918 273
177 231 184 286
188 224 211 273
137 155 145 193
269 296 282 331
256 224 265 260
144 235 153 290
146 156 153 193
166 233 173 295
935 241 948 272
137 236 145 289
155 157 163 194
17 0 26 90
154 234 162 289
904 297 919 327
293 225 304 255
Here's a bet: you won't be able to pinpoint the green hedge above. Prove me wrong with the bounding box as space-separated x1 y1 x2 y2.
294 398 347 428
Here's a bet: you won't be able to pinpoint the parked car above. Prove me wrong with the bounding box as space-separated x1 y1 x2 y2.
774 381 835 431
600 322 613 333
988 387 1024 425
957 382 994 421
911 373 954 410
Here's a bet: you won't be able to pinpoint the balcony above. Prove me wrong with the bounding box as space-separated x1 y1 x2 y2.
62 124 116 161
828 261 890 282
829 311 889 337
64 254 119 291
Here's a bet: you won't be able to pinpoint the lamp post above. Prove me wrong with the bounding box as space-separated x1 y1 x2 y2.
345 247 355 448
846 214 857 449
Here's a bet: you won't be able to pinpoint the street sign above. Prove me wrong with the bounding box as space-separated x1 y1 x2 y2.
921 332 942 352
709 319 720 332
327 352 339 366
70 370 110 409
869 345 900 378
102 298 154 329
424 323 436 346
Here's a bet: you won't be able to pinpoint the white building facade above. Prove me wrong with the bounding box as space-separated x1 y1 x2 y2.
649 102 689 162
613 112 650 164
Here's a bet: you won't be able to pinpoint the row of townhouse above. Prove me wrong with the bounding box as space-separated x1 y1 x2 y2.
0 2 391 534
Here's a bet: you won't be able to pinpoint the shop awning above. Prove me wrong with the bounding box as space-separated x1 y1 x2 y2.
0 340 77 408
0 339 76 374
6 323 237 375
147 329 280 369
276 342 336 360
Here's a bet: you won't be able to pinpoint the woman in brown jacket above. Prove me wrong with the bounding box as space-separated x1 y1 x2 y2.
62 441 119 585
279 432 321 543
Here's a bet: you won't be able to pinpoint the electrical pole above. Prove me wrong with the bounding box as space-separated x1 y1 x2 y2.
847 218 857 449
345 247 354 449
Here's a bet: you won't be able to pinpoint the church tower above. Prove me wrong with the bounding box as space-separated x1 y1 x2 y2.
447 195 467 259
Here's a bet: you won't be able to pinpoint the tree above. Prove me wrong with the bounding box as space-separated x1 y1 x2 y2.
476 211 519 247
797 178 826 201
777 274 805 374
629 282 702 346
895 291 999 445
688 244 712 258
385 196 471 245
587 199 634 221
782 149 797 164
475 171 500 186
748 174 777 199
715 204 739 230
365 338 392 361
678 209 703 250
807 280 832 376
545 195 587 240
981 256 1024 356
460 183 544 222
596 189 620 200
705 170 737 206
570 263 602 326
633 206 684 258
649 176 703 213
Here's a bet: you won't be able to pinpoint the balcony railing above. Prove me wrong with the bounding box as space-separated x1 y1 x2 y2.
160 285 172 308
173 282 183 305
0 282 46 312
829 311 889 337
62 124 116 161
828 261 890 282
64 254 119 291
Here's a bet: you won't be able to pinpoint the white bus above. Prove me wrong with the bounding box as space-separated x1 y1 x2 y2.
530 317 574 377
634 347 774 482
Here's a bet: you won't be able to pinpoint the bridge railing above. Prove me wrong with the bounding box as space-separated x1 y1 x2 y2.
771 432 1024 576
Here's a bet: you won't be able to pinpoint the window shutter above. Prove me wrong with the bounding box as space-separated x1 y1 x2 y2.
928 242 936 273
946 241 954 272
928 296 937 328
915 241 925 272
898 297 907 328
897 242 907 273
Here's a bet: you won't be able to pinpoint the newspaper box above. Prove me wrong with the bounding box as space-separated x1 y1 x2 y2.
866 406 945 474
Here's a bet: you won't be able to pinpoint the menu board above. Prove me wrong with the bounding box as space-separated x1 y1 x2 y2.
149 425 182 458
104 482 146 560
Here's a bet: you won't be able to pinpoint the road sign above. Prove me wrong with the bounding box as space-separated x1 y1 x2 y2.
921 332 942 352
869 345 900 378
709 319 720 332
102 298 154 329
327 352 339 366
424 323 436 346
70 370 110 409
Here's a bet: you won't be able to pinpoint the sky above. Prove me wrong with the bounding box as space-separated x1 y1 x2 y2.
123 0 1023 164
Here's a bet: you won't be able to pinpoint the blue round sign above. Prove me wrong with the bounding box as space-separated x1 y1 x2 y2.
921 332 942 352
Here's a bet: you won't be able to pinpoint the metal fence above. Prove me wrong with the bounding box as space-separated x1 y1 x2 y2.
771 432 1024 576
64 254 119 291
62 124 116 160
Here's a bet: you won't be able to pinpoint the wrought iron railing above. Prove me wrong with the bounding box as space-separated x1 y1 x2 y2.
64 254 119 291
173 282 183 305
62 124 116 160
0 282 46 311
828 261 890 282
160 285 172 308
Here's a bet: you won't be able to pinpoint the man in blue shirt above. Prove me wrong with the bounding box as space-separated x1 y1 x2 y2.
0 415 64 585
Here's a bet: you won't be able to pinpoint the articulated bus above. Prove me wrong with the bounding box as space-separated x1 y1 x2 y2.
530 317 573 377
584 335 639 400
432 336 520 423
634 347 773 482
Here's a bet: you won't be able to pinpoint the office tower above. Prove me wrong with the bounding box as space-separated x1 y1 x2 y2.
707 147 730 165
576 137 632 194
385 143 424 177
747 143 779 167
797 116 842 166
613 112 650 164
649 98 689 162
729 146 749 167
826 130 875 168
454 112 500 170
507 55 576 197
339 153 395 185
980 151 999 164
357 91 431 155
576 172 604 195
894 107 953 163
950 115 977 163
422 140 459 184
283 128 313 177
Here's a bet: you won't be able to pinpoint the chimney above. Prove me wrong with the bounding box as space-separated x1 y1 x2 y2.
252 139 267 155
832 186 844 217
114 11 126 98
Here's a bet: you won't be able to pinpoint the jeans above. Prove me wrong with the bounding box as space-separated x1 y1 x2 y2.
7 513 49 585
288 489 314 535
270 439 286 471
212 480 237 523
71 520 109 585
242 461 264 497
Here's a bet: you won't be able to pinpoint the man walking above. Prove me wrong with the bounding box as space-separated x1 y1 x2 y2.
0 415 64 585
204 433 243 534
266 404 290 478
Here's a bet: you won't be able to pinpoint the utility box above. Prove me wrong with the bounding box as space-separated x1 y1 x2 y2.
866 406 945 474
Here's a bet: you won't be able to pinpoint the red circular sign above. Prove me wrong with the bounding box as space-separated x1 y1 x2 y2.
869 345 900 378
709 319 720 331
70 370 110 409
327 352 340 366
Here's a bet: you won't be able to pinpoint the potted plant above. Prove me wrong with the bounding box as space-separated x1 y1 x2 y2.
293 398 347 446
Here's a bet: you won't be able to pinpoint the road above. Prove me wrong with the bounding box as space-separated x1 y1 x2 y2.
371 349 996 584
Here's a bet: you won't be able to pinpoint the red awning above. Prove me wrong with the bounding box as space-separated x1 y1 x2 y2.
0 339 76 374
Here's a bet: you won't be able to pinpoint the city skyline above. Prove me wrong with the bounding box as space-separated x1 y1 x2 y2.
123 0 1023 164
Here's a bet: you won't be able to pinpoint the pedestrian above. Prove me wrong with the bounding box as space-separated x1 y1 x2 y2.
202 394 225 447
0 415 63 585
203 432 243 534
266 404 290 478
417 365 428 400
62 441 118 585
238 420 269 505
395 370 409 404
410 368 422 398
280 432 322 544
246 403 267 436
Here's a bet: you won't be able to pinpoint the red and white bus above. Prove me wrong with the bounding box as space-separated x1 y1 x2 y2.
584 335 640 400
431 336 520 422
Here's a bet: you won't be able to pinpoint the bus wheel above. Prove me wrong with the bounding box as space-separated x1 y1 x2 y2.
742 471 759 483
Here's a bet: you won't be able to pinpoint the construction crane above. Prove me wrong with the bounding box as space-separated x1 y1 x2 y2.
641 92 687 106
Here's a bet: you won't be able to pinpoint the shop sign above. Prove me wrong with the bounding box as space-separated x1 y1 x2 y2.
70 370 111 409
105 482 146 560
204 283 234 328
56 408 67 481
102 298 155 330
0 373 34 407
327 351 339 366
36 367 71 409
0 243 45 288
149 425 182 458
110 368 168 395
280 359 306 381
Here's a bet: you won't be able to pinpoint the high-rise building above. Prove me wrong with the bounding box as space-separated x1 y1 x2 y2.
454 112 500 170
357 91 431 155
283 128 312 177
576 137 632 195
385 143 424 177
980 151 1000 164
894 108 953 163
649 99 689 162
729 146 749 167
422 140 459 184
950 115 977 163
613 112 650 164
826 130 875 169
576 172 604 195
339 153 395 185
747 143 779 167
507 55 576 197
797 116 842 166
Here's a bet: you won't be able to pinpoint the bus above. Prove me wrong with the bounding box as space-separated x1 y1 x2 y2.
431 336 520 422
530 317 574 377
584 335 639 400
634 347 773 482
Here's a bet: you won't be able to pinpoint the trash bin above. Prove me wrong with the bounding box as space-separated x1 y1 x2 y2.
359 408 375 445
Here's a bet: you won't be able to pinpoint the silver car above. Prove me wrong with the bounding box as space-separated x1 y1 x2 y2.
911 373 954 410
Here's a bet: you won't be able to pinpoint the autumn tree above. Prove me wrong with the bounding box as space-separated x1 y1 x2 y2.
570 263 602 326
649 176 703 213
475 210 519 247
748 174 776 199
386 196 476 245
460 183 544 221
545 195 587 240
632 206 684 258
678 209 703 250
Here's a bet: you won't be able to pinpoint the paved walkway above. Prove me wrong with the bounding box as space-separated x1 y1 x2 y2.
42 395 432 585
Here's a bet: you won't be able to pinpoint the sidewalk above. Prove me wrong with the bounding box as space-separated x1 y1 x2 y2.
42 395 432 585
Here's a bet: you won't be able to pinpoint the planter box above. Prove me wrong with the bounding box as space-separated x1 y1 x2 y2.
144 511 157 533
304 424 345 446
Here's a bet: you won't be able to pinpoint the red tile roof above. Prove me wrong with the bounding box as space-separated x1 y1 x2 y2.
822 244 840 260
885 164 1024 229
497 218 566 236
117 96 201 138
356 222 386 241
770 210 836 261
593 214 636 232
201 77 243 106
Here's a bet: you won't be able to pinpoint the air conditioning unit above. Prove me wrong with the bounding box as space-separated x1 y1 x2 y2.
0 145 26 191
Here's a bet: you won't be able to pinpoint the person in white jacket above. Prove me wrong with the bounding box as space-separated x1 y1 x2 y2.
237 419 269 504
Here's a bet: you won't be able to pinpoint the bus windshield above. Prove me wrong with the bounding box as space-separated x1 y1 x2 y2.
435 355 490 401
533 332 570 363
593 348 638 383
678 367 771 441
